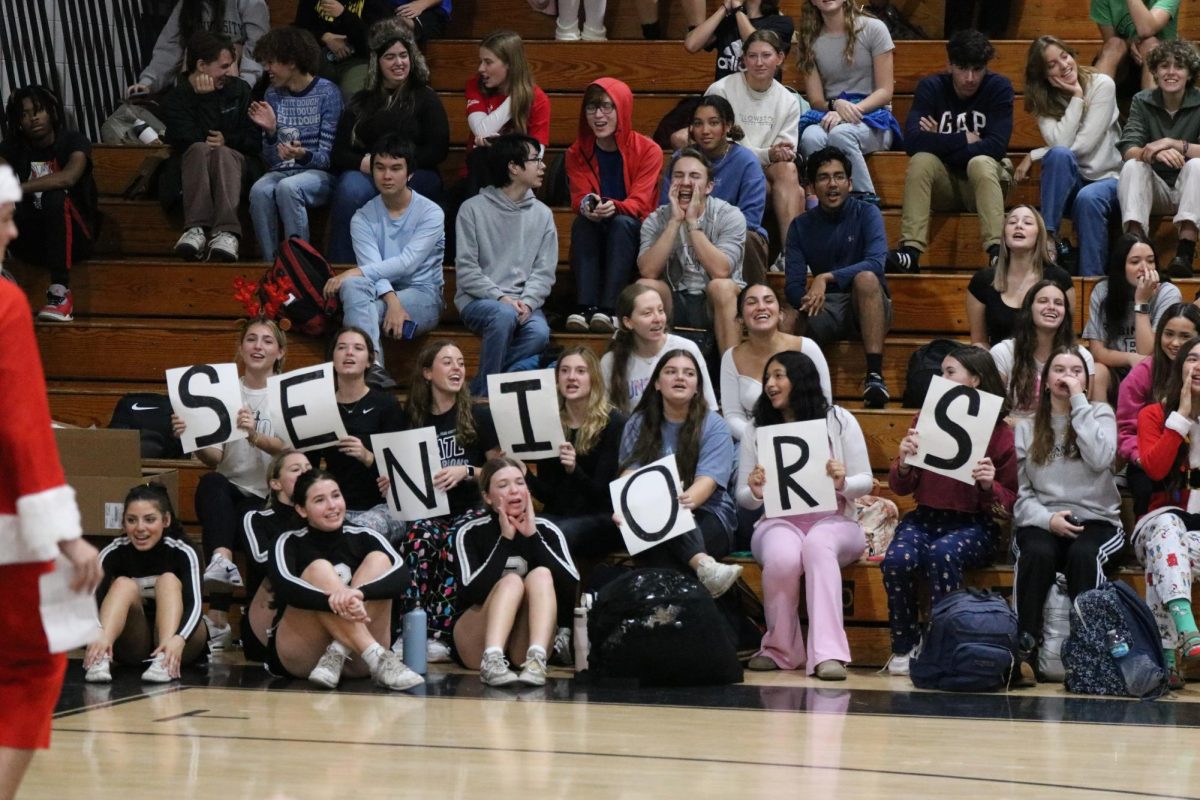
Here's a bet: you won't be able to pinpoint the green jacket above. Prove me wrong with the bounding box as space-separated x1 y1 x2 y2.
1117 86 1200 184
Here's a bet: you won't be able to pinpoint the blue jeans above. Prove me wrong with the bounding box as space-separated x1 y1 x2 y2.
338 275 443 365
248 168 335 262
459 300 550 396
799 123 892 195
570 213 640 312
1039 146 1120 276
327 169 445 264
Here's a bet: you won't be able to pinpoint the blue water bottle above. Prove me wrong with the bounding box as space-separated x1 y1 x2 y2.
403 608 428 674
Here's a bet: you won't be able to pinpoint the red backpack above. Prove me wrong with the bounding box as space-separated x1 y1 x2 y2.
235 236 340 336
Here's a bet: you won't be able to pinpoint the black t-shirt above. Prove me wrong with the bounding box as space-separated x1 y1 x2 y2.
707 13 795 81
968 264 1073 347
311 388 408 510
429 403 498 515
0 130 98 223
526 409 625 516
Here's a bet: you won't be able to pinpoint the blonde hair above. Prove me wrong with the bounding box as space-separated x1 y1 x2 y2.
557 347 615 455
795 0 865 74
1024 36 1096 119
236 318 287 374
992 205 1051 293
479 30 535 135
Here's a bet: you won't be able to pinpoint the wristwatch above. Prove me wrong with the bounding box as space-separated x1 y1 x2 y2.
465 465 476 479
687 220 702 233
1133 303 1151 314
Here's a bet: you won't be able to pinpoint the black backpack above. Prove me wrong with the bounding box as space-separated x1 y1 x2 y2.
910 588 1019 692
902 338 962 408
1062 581 1169 699
109 393 183 459
587 568 743 686
253 236 340 336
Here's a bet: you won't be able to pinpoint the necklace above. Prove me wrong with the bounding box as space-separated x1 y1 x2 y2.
338 387 370 416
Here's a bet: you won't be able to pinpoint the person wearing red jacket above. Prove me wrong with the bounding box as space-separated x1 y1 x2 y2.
1133 334 1200 687
0 164 102 800
564 77 664 334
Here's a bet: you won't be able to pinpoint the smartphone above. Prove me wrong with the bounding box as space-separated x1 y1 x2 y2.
401 319 417 340
582 193 600 213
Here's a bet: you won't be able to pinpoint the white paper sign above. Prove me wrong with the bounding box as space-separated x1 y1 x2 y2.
166 362 246 454
372 427 450 522
39 555 101 653
608 454 696 556
906 374 1003 485
486 368 566 461
756 419 838 518
267 363 349 453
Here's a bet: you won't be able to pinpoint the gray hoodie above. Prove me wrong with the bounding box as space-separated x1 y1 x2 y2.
454 186 558 313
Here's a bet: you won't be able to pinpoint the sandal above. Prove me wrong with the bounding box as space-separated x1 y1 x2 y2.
1181 632 1200 660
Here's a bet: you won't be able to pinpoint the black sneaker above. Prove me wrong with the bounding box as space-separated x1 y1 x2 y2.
366 363 397 390
1054 239 1079 275
885 248 920 274
987 244 1001 269
863 372 890 408
1169 254 1195 279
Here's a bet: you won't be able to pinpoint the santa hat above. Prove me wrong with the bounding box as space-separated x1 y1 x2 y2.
0 165 20 204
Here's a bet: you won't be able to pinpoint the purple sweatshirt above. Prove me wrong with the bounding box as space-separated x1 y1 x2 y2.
1116 357 1153 463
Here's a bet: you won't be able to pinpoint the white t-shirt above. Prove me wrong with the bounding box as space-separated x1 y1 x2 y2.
213 382 273 498
1082 279 1182 353
599 333 720 413
719 339 832 441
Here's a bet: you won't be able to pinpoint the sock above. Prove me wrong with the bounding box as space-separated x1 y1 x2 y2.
641 21 661 39
1165 648 1177 669
526 644 547 662
328 640 352 659
483 646 504 661
361 642 385 671
1177 239 1196 263
1168 598 1200 649
866 354 883 375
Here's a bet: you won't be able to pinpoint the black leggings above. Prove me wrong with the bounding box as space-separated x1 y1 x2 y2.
11 191 93 287
195 472 263 610
636 509 734 572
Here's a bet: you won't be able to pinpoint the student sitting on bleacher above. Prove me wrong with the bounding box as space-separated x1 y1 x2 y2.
737 350 871 679
600 283 719 413
784 146 891 408
0 86 97 323
664 96 769 284
160 31 263 264
127 0 268 97
294 0 389 101
392 0 451 44
795 0 900 204
328 21 448 263
967 205 1076 347
247 26 343 262
564 78 663 334
1117 302 1200 516
684 0 794 83
322 134 445 391
618 349 743 596
1011 346 1123 685
1092 0 1182 90
1117 39 1200 278
1084 233 1182 387
883 345 1016 677
886 30 1013 274
991 279 1099 416
638 148 745 354
455 134 557 397
1016 36 1121 278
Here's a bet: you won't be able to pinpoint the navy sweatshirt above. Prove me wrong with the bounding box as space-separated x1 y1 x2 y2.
784 197 888 306
903 72 1013 170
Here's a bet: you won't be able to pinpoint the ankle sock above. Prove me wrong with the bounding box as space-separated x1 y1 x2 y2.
866 354 884 375
483 646 504 661
526 645 547 662
328 640 352 659
361 642 385 671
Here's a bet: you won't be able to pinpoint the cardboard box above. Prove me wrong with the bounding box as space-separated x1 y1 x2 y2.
54 428 180 536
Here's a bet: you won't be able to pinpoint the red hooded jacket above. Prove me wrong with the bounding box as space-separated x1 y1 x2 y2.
564 77 663 221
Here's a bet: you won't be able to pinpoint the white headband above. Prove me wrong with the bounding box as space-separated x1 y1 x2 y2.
0 165 20 204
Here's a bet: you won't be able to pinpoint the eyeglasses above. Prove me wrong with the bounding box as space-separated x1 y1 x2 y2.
524 155 544 164
584 102 616 115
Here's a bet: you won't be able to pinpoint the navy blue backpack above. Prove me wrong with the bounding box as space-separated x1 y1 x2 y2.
1062 580 1169 699
910 588 1019 692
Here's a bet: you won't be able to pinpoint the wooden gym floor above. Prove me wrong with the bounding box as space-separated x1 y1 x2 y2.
21 656 1200 798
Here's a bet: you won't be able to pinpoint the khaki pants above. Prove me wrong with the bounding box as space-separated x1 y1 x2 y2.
181 142 245 236
899 152 1013 254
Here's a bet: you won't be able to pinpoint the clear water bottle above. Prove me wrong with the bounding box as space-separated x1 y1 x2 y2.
1107 628 1164 696
1106 629 1129 658
402 607 427 674
131 118 160 145
573 593 593 672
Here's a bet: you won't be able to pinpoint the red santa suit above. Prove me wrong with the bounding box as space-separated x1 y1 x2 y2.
0 265 84 749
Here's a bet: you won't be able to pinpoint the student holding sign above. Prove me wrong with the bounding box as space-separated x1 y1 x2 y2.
618 350 743 597
267 470 423 691
882 346 1017 677
172 319 288 648
1012 347 1123 685
452 458 579 687
736 351 871 679
238 451 310 663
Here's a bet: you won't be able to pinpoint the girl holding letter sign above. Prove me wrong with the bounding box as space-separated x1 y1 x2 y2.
172 318 287 648
1011 347 1123 686
882 346 1017 677
452 458 579 688
737 351 871 679
617 350 743 597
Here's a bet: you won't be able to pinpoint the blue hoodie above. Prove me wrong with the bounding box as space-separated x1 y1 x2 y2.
903 71 1013 171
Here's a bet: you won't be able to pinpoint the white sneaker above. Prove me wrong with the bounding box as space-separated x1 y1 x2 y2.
555 20 581 40
695 559 743 598
308 644 349 688
204 553 244 592
391 638 404 659
141 652 173 683
518 651 548 686
565 312 589 332
768 253 786 273
581 24 608 41
206 231 239 262
887 646 919 676
480 650 520 687
372 651 425 691
588 312 616 333
85 655 113 683
551 627 573 666
206 616 232 652
427 639 452 663
175 226 207 260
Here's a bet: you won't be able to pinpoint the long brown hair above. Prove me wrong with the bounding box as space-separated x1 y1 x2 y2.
406 340 478 446
1007 280 1077 413
1158 334 1200 493
622 349 710 485
795 0 866 74
1024 36 1096 119
1028 347 1090 465
992 205 1051 293
606 283 664 413
1151 304 1200 402
557 346 614 455
479 30 535 134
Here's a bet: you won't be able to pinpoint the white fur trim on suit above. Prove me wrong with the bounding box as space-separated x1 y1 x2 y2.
0 485 82 565
0 165 21 204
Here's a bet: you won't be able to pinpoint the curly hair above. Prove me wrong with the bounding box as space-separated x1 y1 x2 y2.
255 26 322 76
1148 39 1200 82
